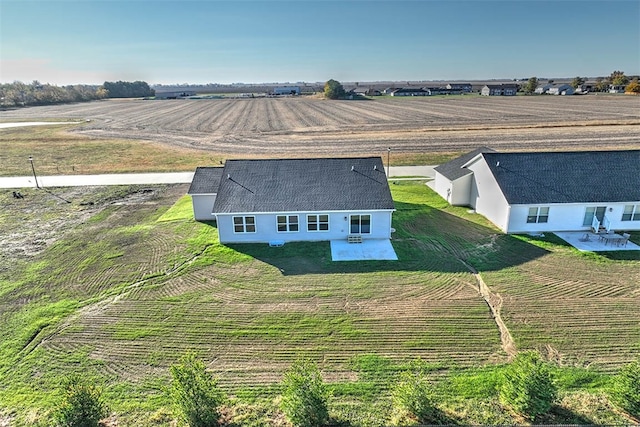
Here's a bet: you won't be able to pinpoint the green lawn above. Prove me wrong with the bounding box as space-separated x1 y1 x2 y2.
0 181 638 426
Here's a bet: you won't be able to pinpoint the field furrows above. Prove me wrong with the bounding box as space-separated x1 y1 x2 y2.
4 96 638 156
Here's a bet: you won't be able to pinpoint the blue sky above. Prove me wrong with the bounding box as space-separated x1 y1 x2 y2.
1 0 638 85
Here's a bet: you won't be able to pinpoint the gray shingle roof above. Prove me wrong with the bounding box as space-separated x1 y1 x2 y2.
481 150 640 204
187 167 224 195
434 147 496 180
213 157 395 213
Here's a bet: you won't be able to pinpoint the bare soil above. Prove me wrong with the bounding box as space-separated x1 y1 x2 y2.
2 96 639 157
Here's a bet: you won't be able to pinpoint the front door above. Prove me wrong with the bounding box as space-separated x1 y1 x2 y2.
583 206 606 227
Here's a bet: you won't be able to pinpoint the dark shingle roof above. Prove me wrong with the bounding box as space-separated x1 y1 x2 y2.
187 167 224 195
481 150 640 204
434 147 496 180
213 157 395 213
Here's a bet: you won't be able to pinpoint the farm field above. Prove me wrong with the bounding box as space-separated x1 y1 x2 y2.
0 181 638 425
1 95 639 177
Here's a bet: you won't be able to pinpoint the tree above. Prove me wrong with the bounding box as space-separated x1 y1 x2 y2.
610 70 629 86
522 77 538 94
391 369 438 424
53 375 108 427
169 353 225 427
571 76 585 89
595 77 609 92
323 79 345 100
281 358 330 427
610 357 640 417
625 78 640 94
499 351 557 420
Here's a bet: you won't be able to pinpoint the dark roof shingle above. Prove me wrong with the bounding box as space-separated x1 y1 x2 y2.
187 167 224 195
482 150 640 204
434 147 496 180
213 157 395 213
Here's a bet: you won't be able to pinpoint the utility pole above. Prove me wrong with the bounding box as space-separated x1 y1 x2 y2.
387 147 391 176
28 156 39 188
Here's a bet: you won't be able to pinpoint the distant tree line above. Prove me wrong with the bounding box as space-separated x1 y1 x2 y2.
102 80 154 98
0 80 155 109
0 81 108 108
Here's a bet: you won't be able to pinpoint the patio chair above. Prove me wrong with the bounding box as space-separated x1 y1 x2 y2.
619 233 631 247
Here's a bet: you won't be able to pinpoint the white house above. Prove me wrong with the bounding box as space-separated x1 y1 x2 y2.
203 157 395 244
481 84 518 96
273 86 301 95
188 167 224 221
546 84 575 95
434 149 640 234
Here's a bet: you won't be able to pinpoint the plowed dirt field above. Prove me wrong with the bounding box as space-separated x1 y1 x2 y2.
2 95 639 156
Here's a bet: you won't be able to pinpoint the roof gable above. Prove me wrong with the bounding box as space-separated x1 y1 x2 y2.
213 157 395 213
187 167 224 194
482 150 640 204
434 147 496 180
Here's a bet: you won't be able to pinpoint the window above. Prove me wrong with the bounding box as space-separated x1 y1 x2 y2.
622 205 640 221
233 216 255 233
307 214 329 232
527 207 549 224
277 215 299 232
350 215 371 234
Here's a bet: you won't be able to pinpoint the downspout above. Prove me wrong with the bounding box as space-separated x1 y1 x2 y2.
504 205 511 233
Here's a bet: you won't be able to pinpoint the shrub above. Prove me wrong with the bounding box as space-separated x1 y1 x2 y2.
391 370 438 424
280 358 329 427
169 353 225 427
610 357 640 417
499 351 557 419
53 375 108 427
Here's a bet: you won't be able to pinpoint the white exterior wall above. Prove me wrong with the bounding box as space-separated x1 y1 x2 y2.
507 202 640 233
191 194 217 221
216 210 394 244
466 159 511 231
433 173 473 206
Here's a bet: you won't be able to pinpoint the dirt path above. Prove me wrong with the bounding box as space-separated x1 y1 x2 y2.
459 260 517 358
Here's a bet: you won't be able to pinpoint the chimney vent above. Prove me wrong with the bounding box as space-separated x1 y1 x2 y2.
351 166 355 171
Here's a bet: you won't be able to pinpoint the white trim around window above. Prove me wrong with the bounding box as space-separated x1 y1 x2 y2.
526 207 549 224
622 204 640 221
277 215 299 232
307 214 329 232
233 216 256 233
350 214 371 234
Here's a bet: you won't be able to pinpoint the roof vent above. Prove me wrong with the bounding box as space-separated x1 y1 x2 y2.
496 161 500 167
227 174 231 179
351 165 355 171
373 165 378 170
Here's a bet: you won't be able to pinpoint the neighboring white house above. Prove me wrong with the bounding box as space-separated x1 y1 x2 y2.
433 149 640 234
546 84 575 95
273 86 301 95
481 84 518 96
534 84 553 94
188 167 224 221
201 157 395 244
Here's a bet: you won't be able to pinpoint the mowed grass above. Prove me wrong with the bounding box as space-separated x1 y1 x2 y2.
0 124 224 176
0 182 638 425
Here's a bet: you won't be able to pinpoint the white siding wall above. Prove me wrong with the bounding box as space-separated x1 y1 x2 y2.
508 202 640 233
191 195 217 221
466 159 510 231
217 210 394 244
433 173 472 206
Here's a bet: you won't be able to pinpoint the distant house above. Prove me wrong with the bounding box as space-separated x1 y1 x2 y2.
433 149 640 233
189 157 396 245
188 167 224 221
609 85 626 93
155 91 196 99
481 84 518 96
546 84 575 95
350 87 380 96
446 83 473 93
273 86 301 95
534 84 553 94
390 88 430 96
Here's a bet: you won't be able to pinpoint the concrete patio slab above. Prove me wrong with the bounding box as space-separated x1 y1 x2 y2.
554 231 639 252
330 239 398 261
